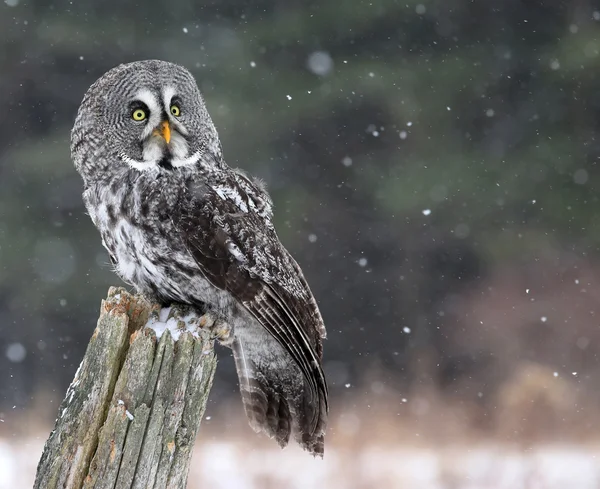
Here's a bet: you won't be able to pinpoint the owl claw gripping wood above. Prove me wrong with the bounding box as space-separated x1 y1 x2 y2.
72 60 328 456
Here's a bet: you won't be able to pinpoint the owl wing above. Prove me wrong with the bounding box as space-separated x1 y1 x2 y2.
174 175 328 455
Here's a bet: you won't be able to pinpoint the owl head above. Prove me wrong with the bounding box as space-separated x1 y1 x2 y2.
72 60 222 185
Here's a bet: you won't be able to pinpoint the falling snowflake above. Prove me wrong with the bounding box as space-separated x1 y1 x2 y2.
6 343 26 363
306 51 333 76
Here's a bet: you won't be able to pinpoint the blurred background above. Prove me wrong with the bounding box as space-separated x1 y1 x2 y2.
2 0 600 487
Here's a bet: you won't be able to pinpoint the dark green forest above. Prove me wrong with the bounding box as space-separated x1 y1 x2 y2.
2 0 600 438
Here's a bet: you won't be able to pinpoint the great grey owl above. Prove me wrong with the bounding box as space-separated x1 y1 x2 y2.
71 60 328 456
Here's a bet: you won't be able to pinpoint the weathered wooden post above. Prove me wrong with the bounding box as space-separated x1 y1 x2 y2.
34 287 217 489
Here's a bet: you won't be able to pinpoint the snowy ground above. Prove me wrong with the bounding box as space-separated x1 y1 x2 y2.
3 437 599 489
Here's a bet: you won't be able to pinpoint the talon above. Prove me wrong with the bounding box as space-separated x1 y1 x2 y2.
198 311 233 345
213 319 233 346
147 304 162 325
167 303 190 321
199 312 216 329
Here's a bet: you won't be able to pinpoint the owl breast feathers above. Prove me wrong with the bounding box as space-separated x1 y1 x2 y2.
71 60 328 456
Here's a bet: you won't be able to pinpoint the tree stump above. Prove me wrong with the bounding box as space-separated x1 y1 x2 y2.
34 287 217 489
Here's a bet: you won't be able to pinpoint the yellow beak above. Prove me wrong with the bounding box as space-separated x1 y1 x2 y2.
153 121 171 144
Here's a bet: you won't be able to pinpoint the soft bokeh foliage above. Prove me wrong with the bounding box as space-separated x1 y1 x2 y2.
1 0 600 452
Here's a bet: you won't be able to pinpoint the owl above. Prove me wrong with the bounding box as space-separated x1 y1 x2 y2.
71 60 328 456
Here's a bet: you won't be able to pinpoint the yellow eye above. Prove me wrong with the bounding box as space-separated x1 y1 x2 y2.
132 109 147 121
170 104 181 117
